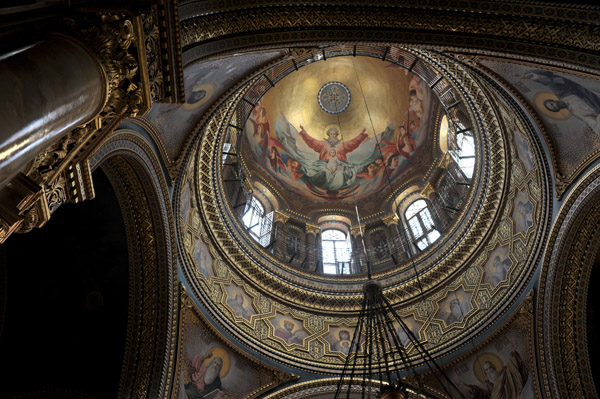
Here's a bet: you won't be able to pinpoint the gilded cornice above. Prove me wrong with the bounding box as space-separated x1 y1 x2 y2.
180 2 600 69
180 0 600 25
381 214 399 227
420 182 435 199
273 210 290 224
438 152 452 170
349 226 362 237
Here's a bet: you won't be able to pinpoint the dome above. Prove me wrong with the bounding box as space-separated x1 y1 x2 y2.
176 45 546 374
223 49 481 280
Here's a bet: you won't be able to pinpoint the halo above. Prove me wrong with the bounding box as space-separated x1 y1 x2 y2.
339 340 351 349
323 124 342 139
202 347 231 379
183 83 216 110
533 91 571 120
334 328 352 341
472 352 503 383
279 317 300 332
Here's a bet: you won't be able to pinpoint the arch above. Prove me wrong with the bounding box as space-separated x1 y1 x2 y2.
179 2 600 71
88 128 178 399
538 164 600 399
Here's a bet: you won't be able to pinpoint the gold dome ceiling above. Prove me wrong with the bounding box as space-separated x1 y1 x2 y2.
242 56 441 211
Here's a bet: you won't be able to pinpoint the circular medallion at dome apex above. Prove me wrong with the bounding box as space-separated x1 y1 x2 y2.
318 81 351 114
176 46 549 373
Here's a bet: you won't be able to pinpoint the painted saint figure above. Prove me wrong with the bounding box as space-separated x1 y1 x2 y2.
274 317 304 345
446 298 464 325
185 352 224 399
379 124 416 162
227 292 249 319
332 329 353 355
489 256 512 287
460 345 532 399
298 125 368 162
516 201 533 233
522 69 600 135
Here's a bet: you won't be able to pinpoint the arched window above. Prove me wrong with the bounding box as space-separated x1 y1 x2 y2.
450 132 475 179
405 199 441 251
321 229 351 274
242 196 273 247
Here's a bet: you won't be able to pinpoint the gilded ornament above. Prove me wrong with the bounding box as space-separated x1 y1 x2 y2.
425 324 443 344
475 290 492 310
273 210 290 224
463 266 481 286
309 341 325 360
381 214 400 227
513 240 528 262
305 223 320 235
497 219 511 241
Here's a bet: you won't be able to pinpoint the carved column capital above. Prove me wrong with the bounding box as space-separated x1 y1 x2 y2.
305 223 320 235
438 152 453 169
421 182 435 199
273 210 290 224
0 4 183 243
381 214 400 227
350 226 363 237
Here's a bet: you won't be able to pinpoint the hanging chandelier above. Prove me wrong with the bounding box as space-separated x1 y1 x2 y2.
333 278 464 399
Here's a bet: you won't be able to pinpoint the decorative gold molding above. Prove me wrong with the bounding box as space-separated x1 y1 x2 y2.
273 210 290 224
438 152 452 170
381 214 399 227
420 182 435 199
349 226 363 237
537 163 600 399
180 2 600 71
305 223 320 235
91 129 178 399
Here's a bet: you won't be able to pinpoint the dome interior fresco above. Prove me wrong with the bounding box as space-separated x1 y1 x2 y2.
242 56 441 212
220 48 487 281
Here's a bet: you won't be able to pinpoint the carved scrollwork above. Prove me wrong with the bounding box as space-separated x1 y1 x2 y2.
65 12 143 118
141 9 164 103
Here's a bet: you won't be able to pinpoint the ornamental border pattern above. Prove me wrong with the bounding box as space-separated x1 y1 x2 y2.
179 4 600 70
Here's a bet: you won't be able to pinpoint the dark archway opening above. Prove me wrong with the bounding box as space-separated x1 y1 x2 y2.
0 169 129 399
